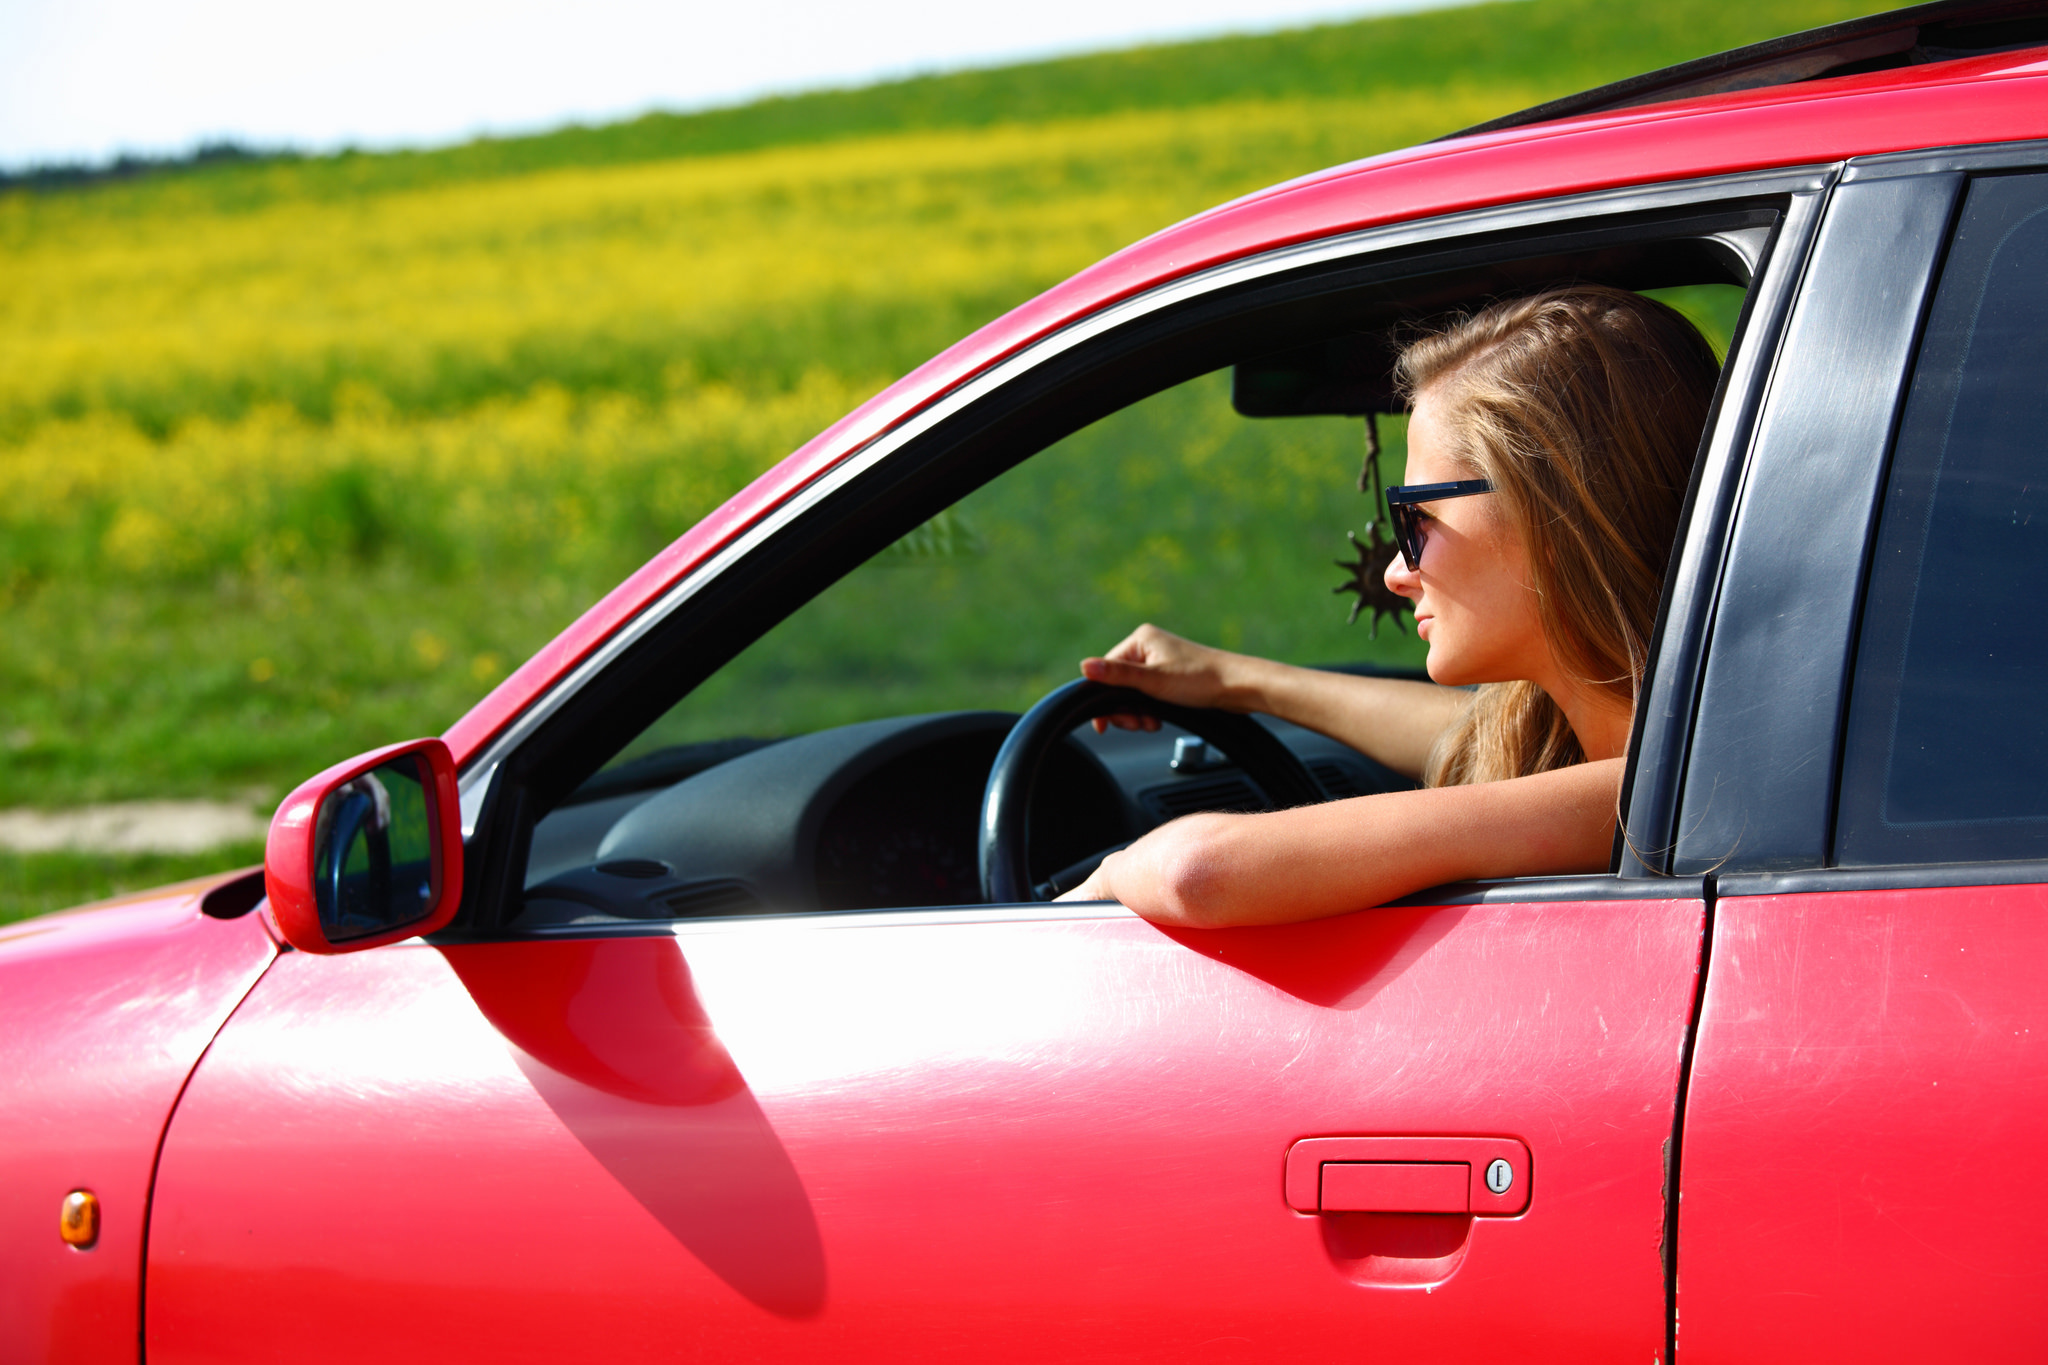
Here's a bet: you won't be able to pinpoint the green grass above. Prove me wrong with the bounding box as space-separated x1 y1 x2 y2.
0 0 1880 918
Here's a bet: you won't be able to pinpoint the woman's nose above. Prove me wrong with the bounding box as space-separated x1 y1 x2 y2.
1384 543 1421 599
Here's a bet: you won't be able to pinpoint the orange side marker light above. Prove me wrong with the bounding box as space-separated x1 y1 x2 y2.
60 1190 99 1249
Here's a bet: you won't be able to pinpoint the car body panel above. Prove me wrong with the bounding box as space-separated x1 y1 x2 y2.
0 886 277 1363
445 54 2048 769
1677 884 2048 1360
149 895 1701 1362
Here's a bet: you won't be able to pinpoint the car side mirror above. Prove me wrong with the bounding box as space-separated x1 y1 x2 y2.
264 738 464 953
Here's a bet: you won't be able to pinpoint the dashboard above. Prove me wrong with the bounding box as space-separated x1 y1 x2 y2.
519 707 1409 925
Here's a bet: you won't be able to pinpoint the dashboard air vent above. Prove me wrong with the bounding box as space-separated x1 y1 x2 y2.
1309 760 1363 800
660 879 762 919
596 858 672 879
1146 775 1264 819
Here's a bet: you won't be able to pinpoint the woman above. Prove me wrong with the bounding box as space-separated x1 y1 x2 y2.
1058 285 1719 925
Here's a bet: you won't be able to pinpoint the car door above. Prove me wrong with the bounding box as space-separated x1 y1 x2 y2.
1668 153 2048 1360
146 889 1704 1363
142 176 1821 1363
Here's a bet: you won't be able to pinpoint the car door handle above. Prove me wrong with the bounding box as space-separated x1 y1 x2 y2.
1284 1137 1531 1216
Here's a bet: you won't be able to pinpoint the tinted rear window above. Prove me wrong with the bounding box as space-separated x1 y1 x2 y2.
1837 172 2048 866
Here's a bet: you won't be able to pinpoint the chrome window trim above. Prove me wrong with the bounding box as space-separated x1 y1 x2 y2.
1719 860 2048 898
430 901 1144 940
664 901 1137 936
441 870 1707 941
1841 136 2048 181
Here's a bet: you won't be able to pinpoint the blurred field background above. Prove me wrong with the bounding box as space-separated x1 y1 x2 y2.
0 0 1881 917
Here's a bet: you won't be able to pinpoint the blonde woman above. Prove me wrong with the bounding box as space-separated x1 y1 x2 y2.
1059 287 1719 925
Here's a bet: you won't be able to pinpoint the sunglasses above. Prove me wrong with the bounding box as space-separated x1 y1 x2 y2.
1384 479 1495 571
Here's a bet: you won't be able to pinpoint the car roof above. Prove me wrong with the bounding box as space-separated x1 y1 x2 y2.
445 20 2048 766
1456 0 2048 136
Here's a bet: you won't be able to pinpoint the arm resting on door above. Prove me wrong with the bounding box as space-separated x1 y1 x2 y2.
1059 758 1623 927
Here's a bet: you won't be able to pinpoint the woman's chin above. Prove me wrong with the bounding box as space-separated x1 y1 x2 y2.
1424 650 1477 688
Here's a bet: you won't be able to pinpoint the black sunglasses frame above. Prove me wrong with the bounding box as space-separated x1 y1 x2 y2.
1383 479 1495 571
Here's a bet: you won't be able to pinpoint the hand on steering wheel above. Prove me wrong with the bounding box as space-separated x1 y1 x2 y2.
1080 624 1253 732
978 679 1324 904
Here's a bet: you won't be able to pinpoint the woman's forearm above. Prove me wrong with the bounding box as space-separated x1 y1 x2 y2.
1068 758 1624 927
1224 657 1468 779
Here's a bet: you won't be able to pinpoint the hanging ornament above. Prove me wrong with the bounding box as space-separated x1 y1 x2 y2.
1333 412 1415 638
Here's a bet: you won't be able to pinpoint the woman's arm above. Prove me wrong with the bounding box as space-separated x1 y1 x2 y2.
1081 623 1467 778
1058 758 1624 926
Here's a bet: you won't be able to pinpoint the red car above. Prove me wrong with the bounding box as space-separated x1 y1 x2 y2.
11 4 2048 1360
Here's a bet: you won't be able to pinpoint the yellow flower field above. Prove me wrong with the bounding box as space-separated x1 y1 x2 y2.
0 92 1512 438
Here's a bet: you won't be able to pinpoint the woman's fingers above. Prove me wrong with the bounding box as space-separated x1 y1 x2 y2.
1054 852 1123 903
1080 655 1154 688
1082 634 1227 708
1082 656 1172 729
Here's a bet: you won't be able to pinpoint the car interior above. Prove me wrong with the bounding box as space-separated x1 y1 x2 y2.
494 202 1769 928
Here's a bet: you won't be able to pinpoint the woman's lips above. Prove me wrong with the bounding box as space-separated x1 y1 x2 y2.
1416 612 1434 640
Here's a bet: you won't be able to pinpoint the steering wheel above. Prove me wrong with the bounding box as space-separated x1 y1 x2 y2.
322 775 392 931
978 679 1326 904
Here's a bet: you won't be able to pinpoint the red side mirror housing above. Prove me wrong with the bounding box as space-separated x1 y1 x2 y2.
264 738 464 954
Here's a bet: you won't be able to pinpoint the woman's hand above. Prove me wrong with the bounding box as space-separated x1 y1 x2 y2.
1058 814 1234 922
1079 624 1259 732
1076 625 1462 774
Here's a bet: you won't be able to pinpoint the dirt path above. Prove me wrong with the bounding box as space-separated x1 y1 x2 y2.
0 801 267 856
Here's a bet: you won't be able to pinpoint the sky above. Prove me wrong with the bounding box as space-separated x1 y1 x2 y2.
0 0 1455 170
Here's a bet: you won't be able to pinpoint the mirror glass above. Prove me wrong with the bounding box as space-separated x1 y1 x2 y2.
312 753 438 940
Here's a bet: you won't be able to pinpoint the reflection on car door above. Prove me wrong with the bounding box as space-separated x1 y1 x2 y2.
147 883 1701 1362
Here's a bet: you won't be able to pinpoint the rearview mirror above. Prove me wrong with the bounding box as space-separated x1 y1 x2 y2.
1231 331 1403 418
264 738 463 953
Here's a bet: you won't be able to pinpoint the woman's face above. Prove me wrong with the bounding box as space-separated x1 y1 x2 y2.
1384 390 1554 690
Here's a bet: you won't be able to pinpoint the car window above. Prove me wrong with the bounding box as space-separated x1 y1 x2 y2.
597 281 1742 775
1836 171 2048 866
519 280 1743 905
616 371 1418 758
519 369 1422 900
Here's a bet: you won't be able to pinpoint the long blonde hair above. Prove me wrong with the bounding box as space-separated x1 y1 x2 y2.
1396 286 1719 787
